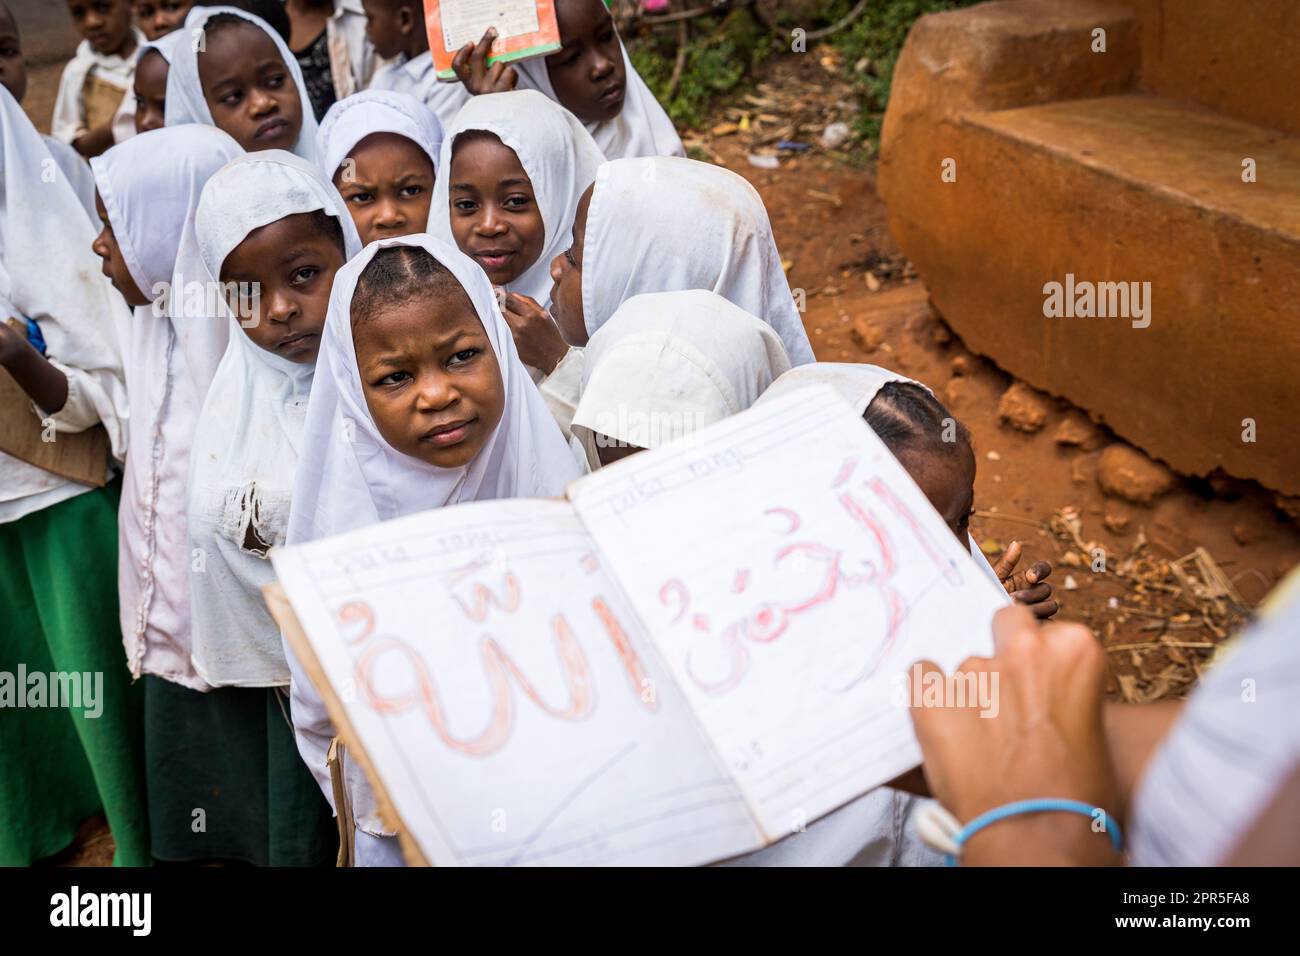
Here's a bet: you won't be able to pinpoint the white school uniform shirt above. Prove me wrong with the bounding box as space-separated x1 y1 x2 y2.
284 233 582 856
187 151 362 688
513 34 683 161
91 126 245 690
429 89 603 307
50 31 144 147
166 6 320 162
0 87 130 524
571 290 790 469
315 88 443 185
368 50 470 128
1131 570 1300 865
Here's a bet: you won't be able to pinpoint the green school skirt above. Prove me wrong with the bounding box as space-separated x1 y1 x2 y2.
143 677 337 866
0 478 152 867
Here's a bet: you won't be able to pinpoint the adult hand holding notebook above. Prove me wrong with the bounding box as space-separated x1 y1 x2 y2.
268 386 1009 866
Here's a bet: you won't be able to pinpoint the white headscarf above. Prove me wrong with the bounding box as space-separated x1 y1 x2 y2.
139 27 185 65
0 86 129 457
90 125 245 689
315 89 443 185
513 35 682 160
283 233 582 839
187 151 362 688
755 362 925 415
756 362 1002 583
287 233 583 546
582 156 815 366
165 5 319 160
429 89 604 304
572 290 790 466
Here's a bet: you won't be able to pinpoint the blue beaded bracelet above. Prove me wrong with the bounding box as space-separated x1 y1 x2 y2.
945 798 1124 865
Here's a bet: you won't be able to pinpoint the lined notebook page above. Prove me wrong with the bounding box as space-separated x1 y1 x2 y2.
570 387 1008 840
272 498 760 866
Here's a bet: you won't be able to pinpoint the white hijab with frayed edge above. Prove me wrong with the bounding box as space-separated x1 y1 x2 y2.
581 156 815 366
430 89 604 304
165 5 319 161
187 150 362 688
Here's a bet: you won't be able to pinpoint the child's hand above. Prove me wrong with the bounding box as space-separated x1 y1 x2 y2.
498 291 570 375
993 540 1058 619
452 28 520 95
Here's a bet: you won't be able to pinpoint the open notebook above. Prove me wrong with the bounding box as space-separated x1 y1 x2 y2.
425 1 562 80
268 386 1009 866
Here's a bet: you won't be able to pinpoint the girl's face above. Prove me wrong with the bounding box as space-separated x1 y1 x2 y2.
91 191 149 307
549 183 590 346
898 441 977 545
133 49 168 134
67 0 135 57
0 11 27 104
449 134 545 288
132 0 193 41
198 22 302 153
546 0 626 125
334 133 435 246
219 212 346 364
353 286 505 469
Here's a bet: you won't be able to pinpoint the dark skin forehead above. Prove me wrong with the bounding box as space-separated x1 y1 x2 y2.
354 285 484 363
897 440 976 545
198 21 286 89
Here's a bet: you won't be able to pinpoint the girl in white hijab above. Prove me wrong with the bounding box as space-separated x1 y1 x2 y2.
533 155 815 436
571 290 791 469
508 0 682 160
189 149 361 688
429 89 603 307
165 5 319 160
172 149 363 866
92 127 341 866
0 84 147 866
315 89 442 245
132 30 186 136
285 233 582 865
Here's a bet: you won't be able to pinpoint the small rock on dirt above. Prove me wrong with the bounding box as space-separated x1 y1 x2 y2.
1096 444 1177 506
949 355 970 377
820 122 851 149
1232 523 1258 546
1103 509 1131 534
930 321 953 346
1053 410 1106 450
849 318 885 353
997 382 1051 433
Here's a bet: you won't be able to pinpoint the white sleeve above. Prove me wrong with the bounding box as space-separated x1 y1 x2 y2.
537 346 584 440
50 55 91 144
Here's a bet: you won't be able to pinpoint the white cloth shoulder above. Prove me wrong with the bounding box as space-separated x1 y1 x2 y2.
368 50 469 127
572 290 790 467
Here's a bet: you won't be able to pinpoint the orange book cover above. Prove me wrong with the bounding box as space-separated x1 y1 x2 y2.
426 1 561 80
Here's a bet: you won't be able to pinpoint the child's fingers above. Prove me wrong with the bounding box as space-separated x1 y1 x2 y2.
1025 560 1052 585
991 540 1021 582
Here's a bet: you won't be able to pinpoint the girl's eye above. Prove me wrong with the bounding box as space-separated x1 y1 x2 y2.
291 267 319 285
448 348 478 366
266 74 285 88
220 91 242 106
504 195 531 209
399 185 424 198
377 371 411 386
348 192 373 204
452 199 478 212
